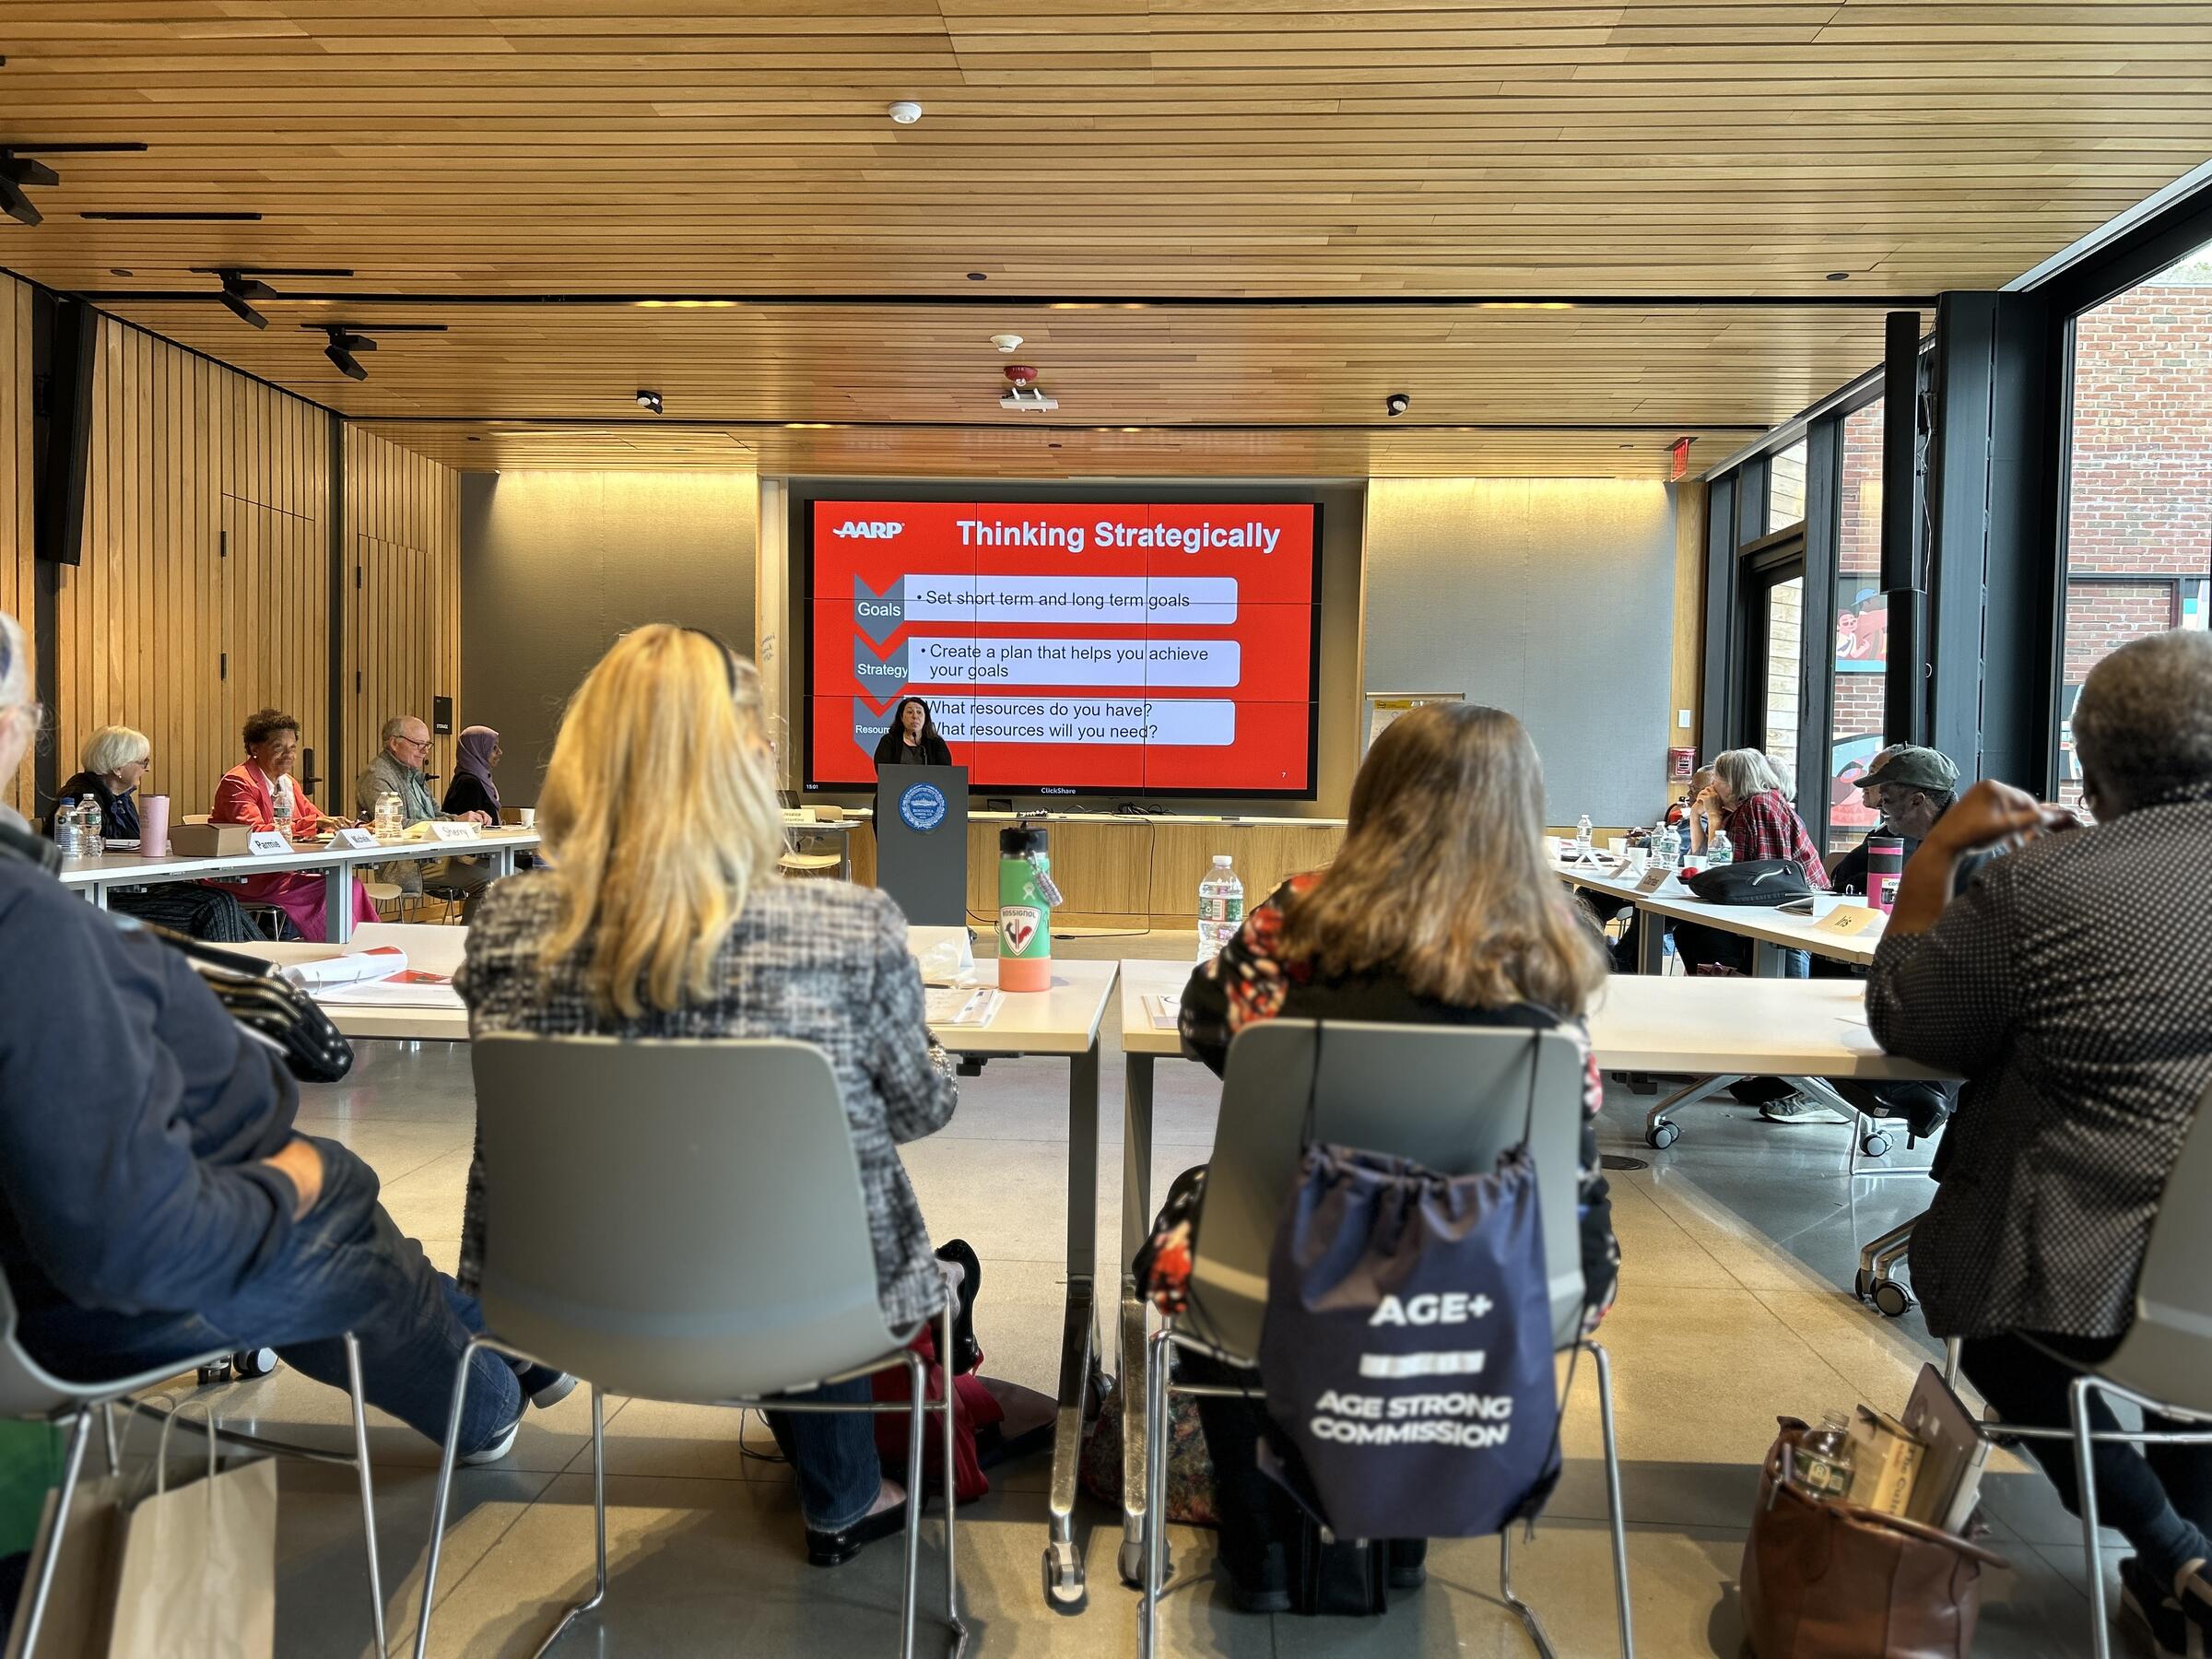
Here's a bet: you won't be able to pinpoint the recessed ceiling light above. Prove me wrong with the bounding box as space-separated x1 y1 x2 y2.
888 100 923 124
1826 271 1851 281
966 272 986 282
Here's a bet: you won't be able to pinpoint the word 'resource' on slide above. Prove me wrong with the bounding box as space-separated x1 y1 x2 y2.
852 697 1236 747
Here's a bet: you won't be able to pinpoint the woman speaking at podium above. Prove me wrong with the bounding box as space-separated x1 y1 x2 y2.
874 696 952 771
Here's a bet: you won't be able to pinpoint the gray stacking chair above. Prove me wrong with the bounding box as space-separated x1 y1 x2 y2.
2053 1080 2212 1659
0 1273 386 1656
413 1034 964 1659
1136 1019 1632 1659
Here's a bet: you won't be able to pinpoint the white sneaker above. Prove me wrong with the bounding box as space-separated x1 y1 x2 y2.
1758 1096 1851 1125
460 1418 521 1466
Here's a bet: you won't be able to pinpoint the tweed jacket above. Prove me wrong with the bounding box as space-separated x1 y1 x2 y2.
1867 790 2212 1339
454 871 958 1329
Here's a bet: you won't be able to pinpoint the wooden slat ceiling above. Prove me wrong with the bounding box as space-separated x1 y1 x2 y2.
354 418 1754 477
3 0 2205 473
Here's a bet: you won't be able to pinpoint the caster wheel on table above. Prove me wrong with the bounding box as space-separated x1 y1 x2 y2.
1646 1120 1680 1151
1861 1131 1893 1159
232 1347 279 1379
1872 1280 1915 1319
1043 1542 1087 1614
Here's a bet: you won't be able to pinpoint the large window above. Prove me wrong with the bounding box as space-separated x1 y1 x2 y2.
1827 399 1888 851
2057 241 2212 805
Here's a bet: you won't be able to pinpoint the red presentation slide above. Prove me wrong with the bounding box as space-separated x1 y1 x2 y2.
806 500 1320 794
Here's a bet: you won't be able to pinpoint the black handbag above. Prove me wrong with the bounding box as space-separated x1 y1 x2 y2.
1684 858 1815 907
134 922 356 1083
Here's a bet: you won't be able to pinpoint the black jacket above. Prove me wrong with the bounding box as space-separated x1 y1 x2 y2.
46 771 140 841
441 770 498 819
0 818 301 1325
874 731 952 769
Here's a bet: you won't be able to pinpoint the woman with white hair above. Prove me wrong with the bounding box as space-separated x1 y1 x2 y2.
1870 629 2212 1652
1687 747 1830 885
41 721 265 941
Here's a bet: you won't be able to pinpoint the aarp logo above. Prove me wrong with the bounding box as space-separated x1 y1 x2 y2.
833 521 904 539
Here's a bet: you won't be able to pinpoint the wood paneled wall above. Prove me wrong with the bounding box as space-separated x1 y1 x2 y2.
1 278 32 816
343 427 462 810
57 319 332 818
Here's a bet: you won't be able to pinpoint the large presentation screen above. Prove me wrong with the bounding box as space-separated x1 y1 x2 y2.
806 500 1321 795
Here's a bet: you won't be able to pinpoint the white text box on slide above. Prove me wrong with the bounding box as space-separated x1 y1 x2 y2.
904 636 1240 688
897 577 1239 627
923 697 1238 747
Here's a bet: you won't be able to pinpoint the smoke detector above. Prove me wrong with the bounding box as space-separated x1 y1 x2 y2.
990 333 1023 352
888 100 923 124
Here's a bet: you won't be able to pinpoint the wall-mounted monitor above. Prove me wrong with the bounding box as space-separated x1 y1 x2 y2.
805 498 1322 798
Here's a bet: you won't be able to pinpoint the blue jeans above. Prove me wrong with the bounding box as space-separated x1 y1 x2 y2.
17 1138 524 1457
764 1378 884 1531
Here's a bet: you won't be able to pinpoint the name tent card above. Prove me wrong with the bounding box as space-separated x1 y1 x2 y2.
247 831 291 857
333 828 381 851
1814 904 1884 939
429 821 479 843
1634 866 1672 895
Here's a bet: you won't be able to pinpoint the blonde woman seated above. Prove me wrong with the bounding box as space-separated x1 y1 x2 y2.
453 625 1049 1566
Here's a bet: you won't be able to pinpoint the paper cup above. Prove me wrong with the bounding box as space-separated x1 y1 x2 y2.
517 806 536 828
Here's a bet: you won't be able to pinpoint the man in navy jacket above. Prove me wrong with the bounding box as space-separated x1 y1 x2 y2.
0 609 555 1459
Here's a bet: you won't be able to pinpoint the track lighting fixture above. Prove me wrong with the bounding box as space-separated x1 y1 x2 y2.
0 142 147 228
0 152 57 227
190 266 355 330
300 319 447 384
636 389 664 414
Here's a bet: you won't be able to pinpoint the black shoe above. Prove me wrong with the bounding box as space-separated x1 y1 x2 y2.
2120 1556 2201 1656
1218 1540 1291 1614
1386 1538 1429 1590
805 1500 911 1568
935 1240 983 1375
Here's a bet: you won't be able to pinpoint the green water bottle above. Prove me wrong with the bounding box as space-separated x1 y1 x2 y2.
998 824 1060 992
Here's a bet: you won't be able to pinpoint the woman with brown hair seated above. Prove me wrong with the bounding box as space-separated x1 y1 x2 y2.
1177 701 1620 1609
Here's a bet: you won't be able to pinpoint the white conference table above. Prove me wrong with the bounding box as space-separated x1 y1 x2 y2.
235 924 1122 1612
1107 957 1953 1583
1550 855 1886 973
60 829 542 943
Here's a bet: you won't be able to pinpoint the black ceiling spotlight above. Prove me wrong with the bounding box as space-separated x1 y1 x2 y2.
194 265 355 329
1384 392 1411 418
0 142 148 229
300 320 447 383
636 389 663 414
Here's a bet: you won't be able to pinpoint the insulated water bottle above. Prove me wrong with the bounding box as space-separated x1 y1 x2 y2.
998 824 1062 993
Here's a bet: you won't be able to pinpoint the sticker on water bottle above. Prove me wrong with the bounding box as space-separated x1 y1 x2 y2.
999 904 1044 958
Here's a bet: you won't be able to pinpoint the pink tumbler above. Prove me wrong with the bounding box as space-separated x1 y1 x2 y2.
138 794 171 857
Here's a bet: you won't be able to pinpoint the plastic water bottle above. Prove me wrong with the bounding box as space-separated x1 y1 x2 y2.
1656 821 1682 870
1707 829 1734 866
54 797 81 860
1197 854 1245 964
376 790 401 838
1575 814 1594 855
80 796 102 858
273 786 294 841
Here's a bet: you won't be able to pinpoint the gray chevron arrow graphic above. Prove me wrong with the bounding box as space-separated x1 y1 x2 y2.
853 633 911 696
853 575 906 644
852 698 893 750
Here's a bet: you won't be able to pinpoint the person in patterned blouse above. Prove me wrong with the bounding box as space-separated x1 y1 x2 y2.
1173 701 1618 1608
1871 629 2212 1651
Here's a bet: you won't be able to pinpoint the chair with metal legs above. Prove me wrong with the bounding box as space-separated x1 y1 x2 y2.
412 1034 965 1659
1135 1020 1634 1659
0 1272 387 1657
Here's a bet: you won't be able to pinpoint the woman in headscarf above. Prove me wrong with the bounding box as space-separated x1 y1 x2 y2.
441 725 504 820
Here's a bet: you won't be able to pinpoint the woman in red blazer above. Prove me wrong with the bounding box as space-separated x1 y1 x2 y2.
208 708 377 943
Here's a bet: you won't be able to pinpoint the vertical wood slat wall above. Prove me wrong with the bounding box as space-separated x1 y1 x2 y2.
1 298 463 822
1 278 33 815
58 318 331 818
344 427 462 809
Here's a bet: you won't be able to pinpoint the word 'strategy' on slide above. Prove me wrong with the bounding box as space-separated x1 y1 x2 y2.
806 500 1322 794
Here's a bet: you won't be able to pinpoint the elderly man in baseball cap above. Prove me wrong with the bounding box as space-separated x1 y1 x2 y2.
1831 745 1965 899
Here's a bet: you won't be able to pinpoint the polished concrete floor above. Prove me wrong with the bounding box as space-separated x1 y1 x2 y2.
159 931 2144 1657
